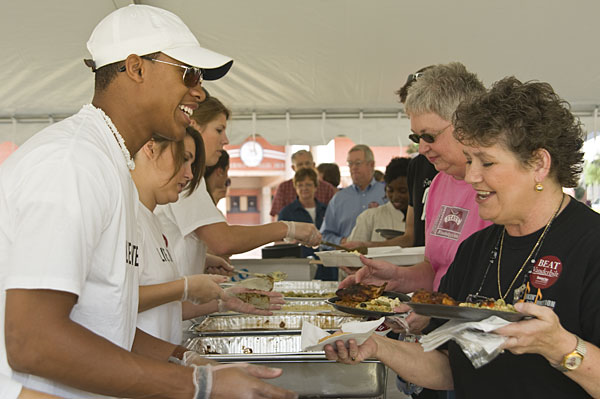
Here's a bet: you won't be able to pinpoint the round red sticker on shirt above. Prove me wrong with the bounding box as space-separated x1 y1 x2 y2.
530 255 562 289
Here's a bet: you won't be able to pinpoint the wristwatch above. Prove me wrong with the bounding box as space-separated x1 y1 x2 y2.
552 335 586 372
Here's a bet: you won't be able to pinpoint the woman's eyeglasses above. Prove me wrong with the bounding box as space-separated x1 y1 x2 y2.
404 72 425 87
408 124 452 144
119 56 204 88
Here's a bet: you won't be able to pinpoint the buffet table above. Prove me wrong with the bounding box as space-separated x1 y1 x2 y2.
185 280 388 398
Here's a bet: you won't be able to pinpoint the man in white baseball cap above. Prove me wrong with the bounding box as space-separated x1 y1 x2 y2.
0 4 296 399
85 4 233 80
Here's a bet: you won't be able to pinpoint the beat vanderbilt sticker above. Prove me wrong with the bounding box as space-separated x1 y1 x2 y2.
530 255 562 289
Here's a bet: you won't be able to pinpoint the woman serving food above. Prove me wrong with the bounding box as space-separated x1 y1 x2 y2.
325 77 600 398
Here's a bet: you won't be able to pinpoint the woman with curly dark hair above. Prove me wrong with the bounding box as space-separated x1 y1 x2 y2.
326 77 600 398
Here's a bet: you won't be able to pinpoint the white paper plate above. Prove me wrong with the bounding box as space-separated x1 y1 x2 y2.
315 246 424 267
301 317 385 351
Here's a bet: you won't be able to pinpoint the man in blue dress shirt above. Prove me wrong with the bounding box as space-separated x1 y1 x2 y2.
319 145 386 279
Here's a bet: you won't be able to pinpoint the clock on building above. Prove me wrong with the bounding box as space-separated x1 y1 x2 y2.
240 140 264 167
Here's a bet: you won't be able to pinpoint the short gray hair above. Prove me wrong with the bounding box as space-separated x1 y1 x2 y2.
291 149 313 163
404 62 485 121
349 144 374 162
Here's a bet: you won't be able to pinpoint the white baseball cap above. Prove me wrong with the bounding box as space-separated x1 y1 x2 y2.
86 4 233 80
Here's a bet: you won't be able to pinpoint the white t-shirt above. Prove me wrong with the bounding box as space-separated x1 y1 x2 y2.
156 179 224 276
137 205 183 345
0 373 21 399
305 207 317 223
0 105 140 398
348 201 406 242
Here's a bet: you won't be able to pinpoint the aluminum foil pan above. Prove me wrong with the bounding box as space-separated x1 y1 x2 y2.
186 334 302 355
278 300 335 313
274 280 338 299
208 300 339 317
193 314 359 333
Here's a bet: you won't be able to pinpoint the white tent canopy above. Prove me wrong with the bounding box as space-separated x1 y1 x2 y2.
2 0 600 146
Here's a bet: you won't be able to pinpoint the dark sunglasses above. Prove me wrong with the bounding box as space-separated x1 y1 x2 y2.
118 56 204 88
404 72 425 87
408 124 452 144
225 178 231 187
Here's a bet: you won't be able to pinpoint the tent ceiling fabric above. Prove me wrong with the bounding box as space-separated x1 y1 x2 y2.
2 0 600 145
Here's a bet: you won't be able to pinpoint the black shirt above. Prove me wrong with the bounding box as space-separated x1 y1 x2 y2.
407 155 438 246
437 198 600 398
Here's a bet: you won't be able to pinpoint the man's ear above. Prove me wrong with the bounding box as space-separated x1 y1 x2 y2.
291 165 297 172
123 54 145 83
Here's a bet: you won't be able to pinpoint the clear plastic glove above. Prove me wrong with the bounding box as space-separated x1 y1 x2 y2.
182 274 229 305
282 221 322 247
209 363 297 399
220 286 285 315
204 254 235 276
181 352 297 399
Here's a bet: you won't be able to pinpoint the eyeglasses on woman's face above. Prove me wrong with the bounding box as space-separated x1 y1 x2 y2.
408 124 452 144
404 71 425 87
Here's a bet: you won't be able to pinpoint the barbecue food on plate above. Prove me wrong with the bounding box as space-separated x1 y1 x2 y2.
335 283 387 303
411 289 458 306
410 290 517 313
458 298 517 313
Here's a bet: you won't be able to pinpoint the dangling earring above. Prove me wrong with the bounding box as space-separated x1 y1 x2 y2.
535 183 544 192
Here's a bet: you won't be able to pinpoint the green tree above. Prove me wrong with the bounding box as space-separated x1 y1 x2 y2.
584 159 600 185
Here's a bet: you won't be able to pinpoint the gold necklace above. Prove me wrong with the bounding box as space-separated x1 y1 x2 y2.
497 194 565 300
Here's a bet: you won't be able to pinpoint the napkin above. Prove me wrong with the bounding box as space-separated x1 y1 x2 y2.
301 317 385 351
420 316 511 368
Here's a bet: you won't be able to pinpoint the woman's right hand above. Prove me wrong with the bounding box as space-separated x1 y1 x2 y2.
183 274 229 305
323 337 378 365
354 255 398 286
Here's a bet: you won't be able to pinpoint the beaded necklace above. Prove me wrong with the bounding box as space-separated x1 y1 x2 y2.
86 104 135 170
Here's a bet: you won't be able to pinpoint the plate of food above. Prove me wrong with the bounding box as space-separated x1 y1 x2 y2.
407 289 526 322
326 283 411 317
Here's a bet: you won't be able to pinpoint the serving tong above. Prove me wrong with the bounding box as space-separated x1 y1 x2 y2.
320 241 368 255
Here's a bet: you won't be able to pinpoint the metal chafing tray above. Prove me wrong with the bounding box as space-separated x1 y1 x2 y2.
274 280 339 299
190 352 387 398
192 314 359 334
